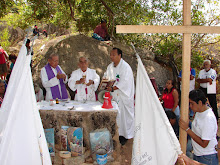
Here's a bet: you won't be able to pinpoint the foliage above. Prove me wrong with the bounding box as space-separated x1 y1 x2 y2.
0 27 11 52
0 0 15 18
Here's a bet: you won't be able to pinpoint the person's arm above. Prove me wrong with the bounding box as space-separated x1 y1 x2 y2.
172 89 179 112
68 71 81 91
106 86 118 92
179 119 210 148
190 69 196 80
76 78 85 84
197 78 212 84
178 154 205 165
59 66 68 83
41 68 59 88
87 70 100 90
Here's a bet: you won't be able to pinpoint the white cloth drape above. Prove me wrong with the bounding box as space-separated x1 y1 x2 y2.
132 57 182 165
0 41 51 165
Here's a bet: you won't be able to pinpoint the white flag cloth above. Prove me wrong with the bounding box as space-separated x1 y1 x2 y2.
132 57 182 165
0 41 52 165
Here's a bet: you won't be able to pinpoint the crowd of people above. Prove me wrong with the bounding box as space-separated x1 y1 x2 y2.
160 60 219 164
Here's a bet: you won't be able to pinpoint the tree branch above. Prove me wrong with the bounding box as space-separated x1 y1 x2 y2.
200 39 220 47
98 0 114 16
67 0 76 21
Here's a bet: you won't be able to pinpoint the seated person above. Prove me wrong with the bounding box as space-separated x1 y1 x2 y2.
43 30 48 37
159 79 180 120
68 57 100 101
34 84 44 102
93 19 110 41
33 25 39 36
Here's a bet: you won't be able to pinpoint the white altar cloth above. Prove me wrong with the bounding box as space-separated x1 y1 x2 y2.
37 100 119 112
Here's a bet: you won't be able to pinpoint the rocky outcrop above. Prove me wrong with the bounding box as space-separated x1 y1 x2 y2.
0 24 25 46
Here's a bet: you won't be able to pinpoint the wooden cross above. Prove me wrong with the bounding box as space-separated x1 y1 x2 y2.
116 0 220 153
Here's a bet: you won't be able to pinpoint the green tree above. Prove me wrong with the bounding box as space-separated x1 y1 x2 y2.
0 27 11 52
0 0 15 18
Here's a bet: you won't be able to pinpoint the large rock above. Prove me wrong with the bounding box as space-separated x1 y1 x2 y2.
32 34 172 96
0 24 25 46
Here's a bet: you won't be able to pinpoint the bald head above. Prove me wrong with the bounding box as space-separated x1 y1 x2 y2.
203 60 211 71
78 57 89 72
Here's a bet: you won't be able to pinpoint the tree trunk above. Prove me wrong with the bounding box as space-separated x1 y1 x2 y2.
98 0 115 38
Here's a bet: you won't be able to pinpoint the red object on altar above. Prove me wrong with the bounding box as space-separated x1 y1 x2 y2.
102 92 113 109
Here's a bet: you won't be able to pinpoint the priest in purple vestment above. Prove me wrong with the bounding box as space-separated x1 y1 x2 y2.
40 54 68 101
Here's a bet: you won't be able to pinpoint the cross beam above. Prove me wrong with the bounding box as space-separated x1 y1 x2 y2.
116 25 220 34
116 0 220 154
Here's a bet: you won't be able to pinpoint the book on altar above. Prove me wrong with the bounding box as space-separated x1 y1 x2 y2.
97 79 115 91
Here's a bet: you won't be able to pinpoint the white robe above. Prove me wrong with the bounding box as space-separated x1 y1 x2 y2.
104 59 135 139
68 68 100 101
41 65 68 101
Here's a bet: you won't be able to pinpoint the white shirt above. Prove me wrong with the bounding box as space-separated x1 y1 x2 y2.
41 65 68 101
192 108 218 156
68 68 100 101
104 59 135 139
198 68 217 89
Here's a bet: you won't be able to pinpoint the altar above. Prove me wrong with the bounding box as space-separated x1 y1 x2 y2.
38 100 121 163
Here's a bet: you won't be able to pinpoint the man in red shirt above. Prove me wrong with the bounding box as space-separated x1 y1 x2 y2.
0 46 9 80
93 19 110 41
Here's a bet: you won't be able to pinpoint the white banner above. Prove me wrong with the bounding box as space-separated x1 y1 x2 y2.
132 57 182 165
0 41 51 165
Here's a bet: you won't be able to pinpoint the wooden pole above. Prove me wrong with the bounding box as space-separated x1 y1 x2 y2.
179 0 191 154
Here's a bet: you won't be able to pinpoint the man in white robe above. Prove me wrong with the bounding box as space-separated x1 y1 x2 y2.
68 57 100 101
41 54 68 101
104 48 135 145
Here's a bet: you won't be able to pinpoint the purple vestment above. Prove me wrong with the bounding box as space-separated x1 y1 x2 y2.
45 63 68 99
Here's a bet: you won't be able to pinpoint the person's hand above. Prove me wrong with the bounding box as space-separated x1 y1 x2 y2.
86 80 94 86
105 86 112 92
179 118 189 131
57 72 66 79
177 154 192 165
79 77 86 84
208 78 212 85
178 154 202 165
